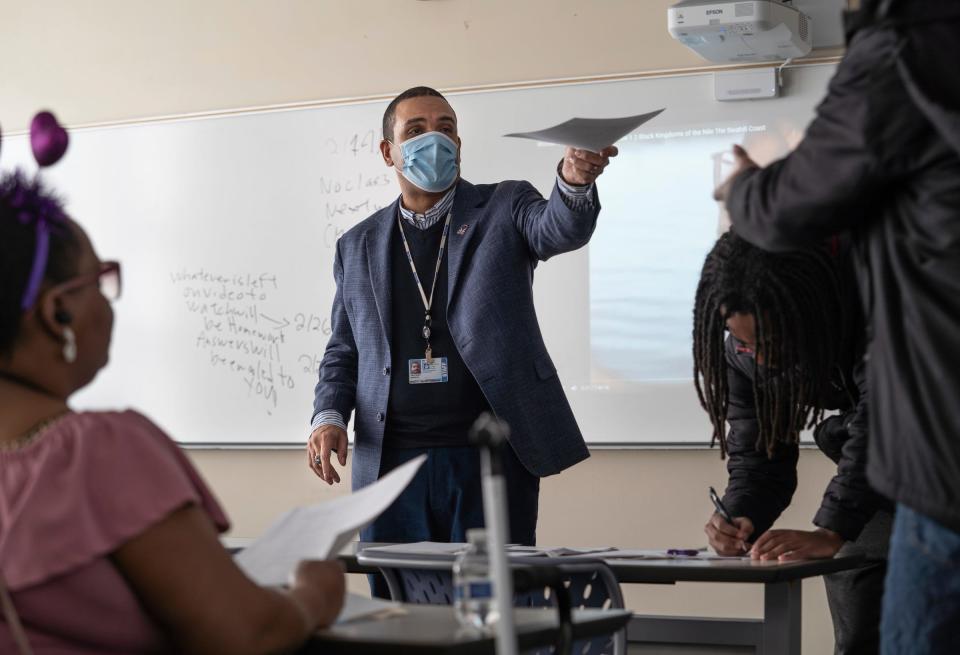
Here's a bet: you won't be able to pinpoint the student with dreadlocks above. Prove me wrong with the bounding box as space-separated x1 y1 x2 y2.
693 230 893 654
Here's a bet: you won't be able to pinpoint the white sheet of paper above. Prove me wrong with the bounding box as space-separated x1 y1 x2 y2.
504 109 665 152
361 542 468 557
545 546 619 557
594 548 750 561
235 454 426 586
361 542 555 558
336 593 406 624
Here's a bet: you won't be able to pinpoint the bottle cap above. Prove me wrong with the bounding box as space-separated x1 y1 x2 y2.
466 528 487 544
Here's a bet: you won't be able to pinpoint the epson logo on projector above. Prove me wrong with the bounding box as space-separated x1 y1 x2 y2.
668 0 813 63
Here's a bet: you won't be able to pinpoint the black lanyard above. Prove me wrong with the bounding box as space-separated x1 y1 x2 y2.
397 211 453 364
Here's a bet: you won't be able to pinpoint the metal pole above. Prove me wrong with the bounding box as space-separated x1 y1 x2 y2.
473 413 518 655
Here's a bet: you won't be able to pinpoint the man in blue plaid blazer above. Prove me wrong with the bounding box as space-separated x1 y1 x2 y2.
307 87 617 591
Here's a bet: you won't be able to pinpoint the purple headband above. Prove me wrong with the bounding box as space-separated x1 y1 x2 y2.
0 111 71 310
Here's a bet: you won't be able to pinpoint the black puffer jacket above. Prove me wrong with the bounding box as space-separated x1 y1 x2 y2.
728 2 960 532
721 332 891 542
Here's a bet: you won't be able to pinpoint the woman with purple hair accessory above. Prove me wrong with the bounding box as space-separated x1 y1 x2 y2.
0 112 345 654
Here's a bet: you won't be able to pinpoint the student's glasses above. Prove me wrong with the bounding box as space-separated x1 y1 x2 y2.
56 261 122 302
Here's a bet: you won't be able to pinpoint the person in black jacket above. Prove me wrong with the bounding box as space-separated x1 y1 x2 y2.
694 231 892 654
714 1 960 651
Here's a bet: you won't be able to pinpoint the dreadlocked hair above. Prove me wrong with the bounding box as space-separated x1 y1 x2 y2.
693 231 848 458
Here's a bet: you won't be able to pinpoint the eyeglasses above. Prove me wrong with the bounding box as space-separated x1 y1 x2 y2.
56 261 122 302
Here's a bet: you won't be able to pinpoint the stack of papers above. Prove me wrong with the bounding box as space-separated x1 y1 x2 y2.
360 542 748 561
360 542 615 558
587 548 749 561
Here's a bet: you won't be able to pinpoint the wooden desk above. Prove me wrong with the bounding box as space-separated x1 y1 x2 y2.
300 605 631 655
344 543 865 655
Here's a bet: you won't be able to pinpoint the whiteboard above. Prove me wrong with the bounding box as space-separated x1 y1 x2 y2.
5 63 837 446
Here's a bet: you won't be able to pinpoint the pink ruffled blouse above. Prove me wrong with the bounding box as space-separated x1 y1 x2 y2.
0 410 229 654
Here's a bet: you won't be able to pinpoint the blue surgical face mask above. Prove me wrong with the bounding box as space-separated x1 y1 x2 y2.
393 131 459 193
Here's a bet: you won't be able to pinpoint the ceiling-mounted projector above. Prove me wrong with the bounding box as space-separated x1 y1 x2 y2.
668 0 812 63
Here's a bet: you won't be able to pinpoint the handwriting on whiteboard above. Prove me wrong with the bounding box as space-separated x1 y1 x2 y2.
170 267 329 415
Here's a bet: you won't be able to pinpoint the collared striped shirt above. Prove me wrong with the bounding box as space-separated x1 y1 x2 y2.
398 186 457 230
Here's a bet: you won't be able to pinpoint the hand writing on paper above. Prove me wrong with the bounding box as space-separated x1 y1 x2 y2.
713 144 759 202
307 425 348 485
705 513 754 556
750 528 844 562
561 145 619 186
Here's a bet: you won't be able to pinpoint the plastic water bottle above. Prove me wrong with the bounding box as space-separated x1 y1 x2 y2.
453 528 499 631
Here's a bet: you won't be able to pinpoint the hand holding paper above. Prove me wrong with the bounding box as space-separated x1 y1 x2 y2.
235 454 426 587
506 109 663 186
289 560 347 627
561 145 619 186
505 109 665 153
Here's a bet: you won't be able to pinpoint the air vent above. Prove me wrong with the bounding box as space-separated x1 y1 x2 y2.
799 14 808 40
735 3 755 17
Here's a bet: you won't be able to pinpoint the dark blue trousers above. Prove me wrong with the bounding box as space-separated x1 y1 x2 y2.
881 504 960 654
360 444 540 598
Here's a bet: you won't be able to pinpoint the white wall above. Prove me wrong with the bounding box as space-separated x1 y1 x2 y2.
1 2 845 652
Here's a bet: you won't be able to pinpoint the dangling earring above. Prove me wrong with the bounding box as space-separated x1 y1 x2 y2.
62 327 77 363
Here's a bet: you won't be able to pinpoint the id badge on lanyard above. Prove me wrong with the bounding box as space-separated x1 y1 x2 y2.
408 357 449 384
398 211 453 383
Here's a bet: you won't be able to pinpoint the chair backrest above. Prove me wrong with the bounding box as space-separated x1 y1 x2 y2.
513 558 625 612
374 557 626 655
390 567 455 605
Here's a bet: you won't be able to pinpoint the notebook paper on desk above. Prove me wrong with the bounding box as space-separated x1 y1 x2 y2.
363 542 467 556
362 543 747 561
360 542 618 558
595 549 750 561
336 593 405 624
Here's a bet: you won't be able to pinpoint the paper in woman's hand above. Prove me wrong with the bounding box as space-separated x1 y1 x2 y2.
235 454 426 586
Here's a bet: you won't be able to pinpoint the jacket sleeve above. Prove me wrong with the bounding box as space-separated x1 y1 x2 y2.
720 338 799 538
812 356 881 541
311 238 358 427
726 26 906 252
512 179 601 262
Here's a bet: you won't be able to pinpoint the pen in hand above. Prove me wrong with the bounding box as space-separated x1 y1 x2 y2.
709 486 734 525
708 486 752 555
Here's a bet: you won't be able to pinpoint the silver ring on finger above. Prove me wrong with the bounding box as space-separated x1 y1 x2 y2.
314 455 322 465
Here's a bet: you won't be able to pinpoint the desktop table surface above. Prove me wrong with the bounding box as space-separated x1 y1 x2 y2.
341 542 864 584
302 605 631 655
